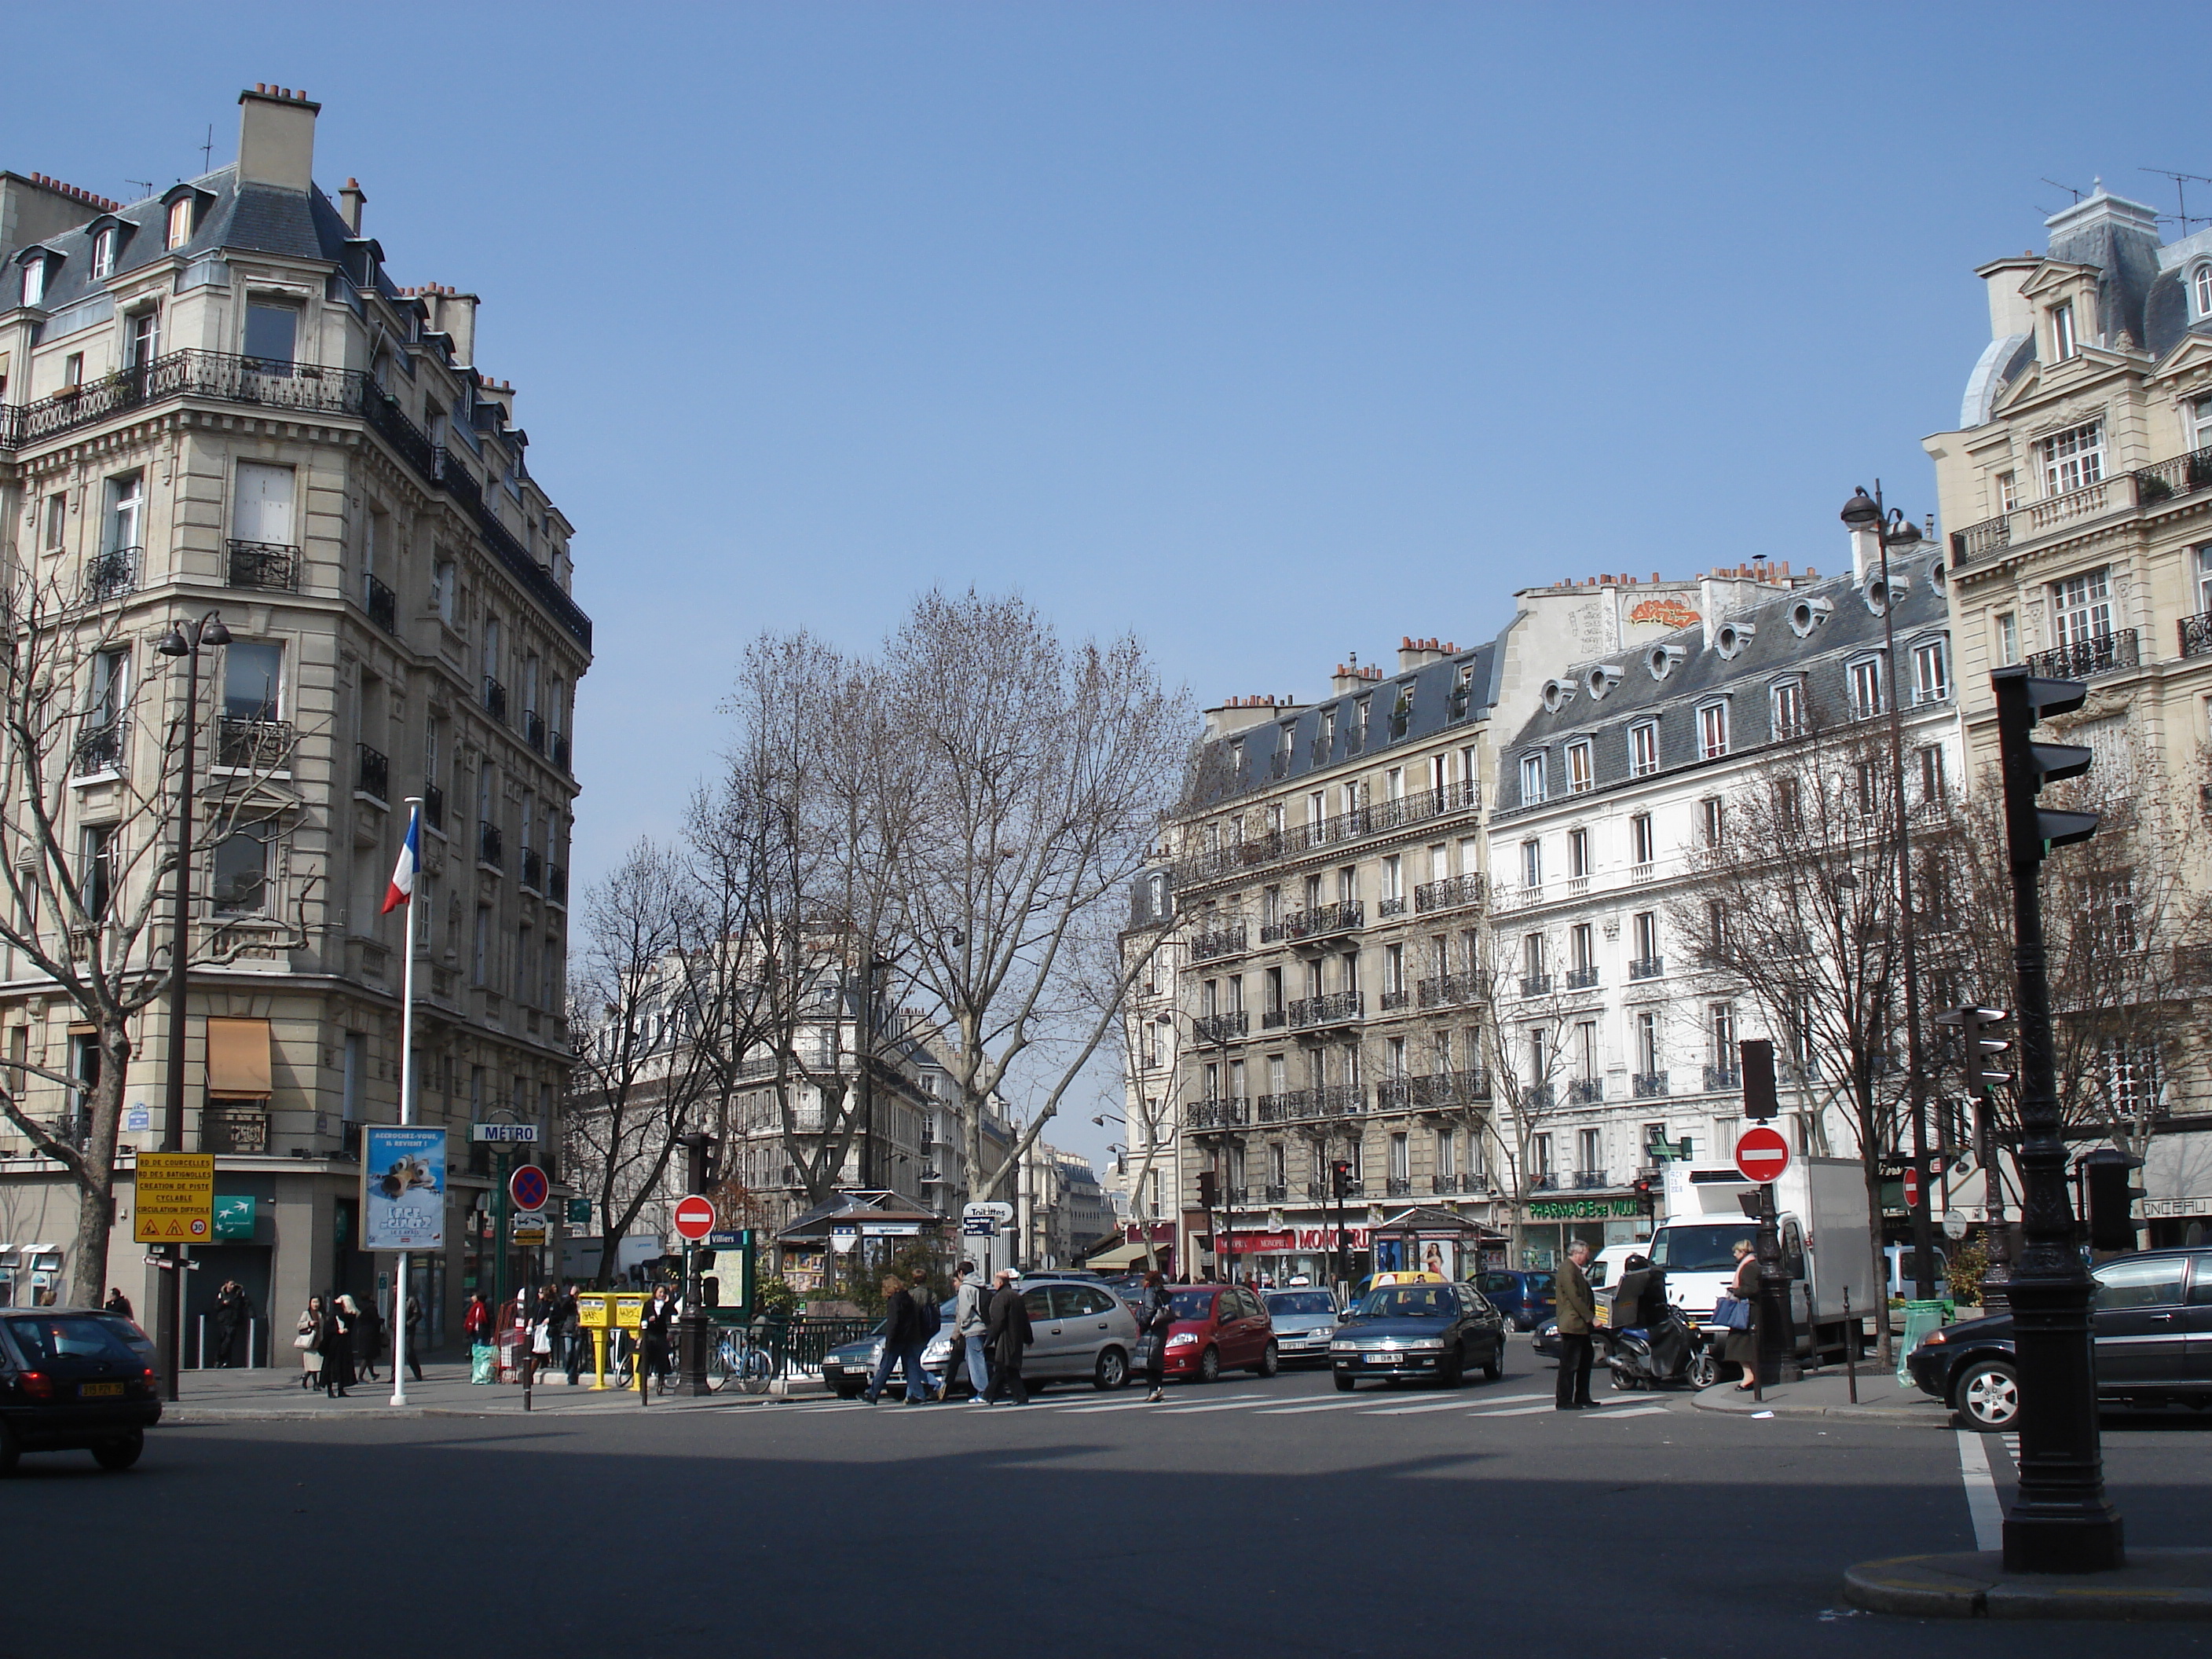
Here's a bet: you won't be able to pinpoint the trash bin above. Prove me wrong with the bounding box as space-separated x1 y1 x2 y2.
1895 1298 1947 1382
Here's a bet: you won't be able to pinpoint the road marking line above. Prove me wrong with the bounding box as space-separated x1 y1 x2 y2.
1254 1397 1397 1415
1366 1397 1511 1415
1596 1406 1670 1419
1060 1393 1266 1415
1463 1398 1644 1419
1957 1430 2004 1551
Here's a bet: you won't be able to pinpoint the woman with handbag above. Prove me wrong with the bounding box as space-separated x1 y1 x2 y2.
1136 1269 1174 1403
1723 1240 1760 1391
295 1296 326 1390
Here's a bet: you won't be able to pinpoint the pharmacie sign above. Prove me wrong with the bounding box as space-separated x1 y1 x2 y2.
1526 1198 1642 1221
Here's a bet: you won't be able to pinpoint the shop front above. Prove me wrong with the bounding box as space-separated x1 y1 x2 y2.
1210 1225 1371 1287
1518 1195 1650 1269
1367 1207 1503 1282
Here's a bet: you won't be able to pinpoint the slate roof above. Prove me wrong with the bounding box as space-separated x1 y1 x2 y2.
1491 549 1950 818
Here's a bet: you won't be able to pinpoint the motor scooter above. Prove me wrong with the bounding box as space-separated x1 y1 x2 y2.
1604 1306 1705 1390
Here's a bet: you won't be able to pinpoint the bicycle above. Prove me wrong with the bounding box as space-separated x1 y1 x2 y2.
708 1326 777 1394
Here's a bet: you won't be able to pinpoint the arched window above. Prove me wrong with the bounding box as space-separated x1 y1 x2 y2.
2196 263 2212 319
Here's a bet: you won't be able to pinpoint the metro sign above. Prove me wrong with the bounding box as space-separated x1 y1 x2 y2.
1733 1126 1790 1185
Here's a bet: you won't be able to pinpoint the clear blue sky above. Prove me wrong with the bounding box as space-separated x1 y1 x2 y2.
12 2 2210 1167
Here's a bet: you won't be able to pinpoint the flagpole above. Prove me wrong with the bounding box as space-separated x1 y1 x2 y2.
392 798 422 1408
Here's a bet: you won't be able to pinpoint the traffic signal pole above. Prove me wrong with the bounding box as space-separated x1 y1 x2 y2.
1991 666 2122 1573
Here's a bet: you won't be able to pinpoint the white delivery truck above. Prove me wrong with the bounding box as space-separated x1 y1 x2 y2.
1646 1157 1877 1362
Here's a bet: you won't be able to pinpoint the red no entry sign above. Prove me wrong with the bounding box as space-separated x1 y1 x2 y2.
672 1194 718 1242
1903 1166 1921 1209
509 1164 549 1214
1734 1126 1790 1185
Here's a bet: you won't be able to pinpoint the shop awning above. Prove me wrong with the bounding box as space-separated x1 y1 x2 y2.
1086 1240 1170 1269
206 1017 273 1096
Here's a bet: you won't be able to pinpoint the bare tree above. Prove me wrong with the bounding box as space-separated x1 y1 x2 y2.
0 566 306 1305
1477 971 1584 1264
883 591 1195 1208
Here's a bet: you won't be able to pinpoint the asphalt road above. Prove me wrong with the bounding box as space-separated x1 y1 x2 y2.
9 1340 2210 1657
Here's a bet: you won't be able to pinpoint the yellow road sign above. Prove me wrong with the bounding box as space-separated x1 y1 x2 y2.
514 1227 547 1246
134 1152 215 1244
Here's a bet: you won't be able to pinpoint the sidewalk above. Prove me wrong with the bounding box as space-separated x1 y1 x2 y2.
1689 1365 1953 1427
158 1361 825 1423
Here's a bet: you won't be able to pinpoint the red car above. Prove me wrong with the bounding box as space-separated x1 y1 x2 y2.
1159 1284 1278 1382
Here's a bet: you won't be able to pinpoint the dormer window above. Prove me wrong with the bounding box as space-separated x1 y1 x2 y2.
2049 300 2078 361
1787 595 1832 637
1771 678 1807 740
1566 738 1594 794
166 196 194 251
2196 264 2212 320
1628 720 1659 777
2042 419 2103 496
1520 752 1547 805
90 226 117 280
19 256 46 309
1848 656 1886 720
1697 700 1730 760
1712 621 1753 658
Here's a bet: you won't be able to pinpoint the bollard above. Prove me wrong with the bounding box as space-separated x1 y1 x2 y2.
1844 1287 1859 1404
591 1327 608 1390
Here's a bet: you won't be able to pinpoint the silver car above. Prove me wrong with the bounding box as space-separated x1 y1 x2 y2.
926 1281 1140 1391
1262 1289 1340 1365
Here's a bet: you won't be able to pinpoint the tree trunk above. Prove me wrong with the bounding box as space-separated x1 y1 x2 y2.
1862 1153 1892 1372
66 1026 130 1307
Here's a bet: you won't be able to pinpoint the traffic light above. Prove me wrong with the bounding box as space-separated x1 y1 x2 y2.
1934 1005 2012 1093
1196 1170 1218 1210
1740 1038 1778 1121
2081 1148 2145 1252
1992 668 2099 864
1632 1176 1656 1218
1331 1160 1354 1199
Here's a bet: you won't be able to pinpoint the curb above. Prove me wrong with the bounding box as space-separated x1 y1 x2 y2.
1845 1551 2212 1621
1688 1382 1952 1428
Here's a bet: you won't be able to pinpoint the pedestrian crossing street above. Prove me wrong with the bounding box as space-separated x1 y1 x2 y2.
742 1387 1679 1425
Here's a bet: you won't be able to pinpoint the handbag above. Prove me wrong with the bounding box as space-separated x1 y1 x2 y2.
1132 1333 1160 1368
1710 1295 1752 1331
292 1331 314 1350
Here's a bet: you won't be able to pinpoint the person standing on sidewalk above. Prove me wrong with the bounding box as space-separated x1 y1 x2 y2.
865 1274 928 1404
1136 1270 1174 1403
212 1280 253 1368
950 1262 991 1402
324 1296 357 1397
353 1294 384 1383
296 1296 327 1390
908 1265 947 1399
402 1291 424 1382
1725 1239 1760 1392
1553 1241 1596 1411
982 1268 1033 1406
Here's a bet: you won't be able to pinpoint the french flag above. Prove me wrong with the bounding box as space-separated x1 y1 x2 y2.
381 805 422 914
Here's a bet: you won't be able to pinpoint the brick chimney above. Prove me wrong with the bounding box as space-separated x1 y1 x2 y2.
236 85 320 192
1396 636 1459 672
339 177 367 234
1330 662 1383 695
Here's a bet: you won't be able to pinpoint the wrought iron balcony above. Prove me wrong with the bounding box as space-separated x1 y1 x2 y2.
1255 1090 1310 1124
1307 1177 1364 1201
1379 987 1411 1012
1430 1174 1482 1196
1628 957 1664 980
1188 922 1247 963
1314 1083 1367 1118
478 822 504 868
1414 872 1486 915
1632 1071 1670 1098
357 743 390 802
1386 1176 1414 1198
1375 1068 1491 1110
548 864 568 905
2131 444 2212 507
1188 1099 1251 1130
1170 781 1478 891
366 574 397 633
1416 971 1487 1009
1192 1010 1248 1046
1564 965 1599 991
2182 611 2212 659
2023 628 2138 681
1566 1078 1603 1105
1263 1183 1288 1203
553 732 572 772
525 709 548 754
71 719 126 778
1572 1169 1610 1191
1261 1008 1287 1030
227 538 298 591
1377 895 1408 919
1281 900 1364 943
1518 973 1553 998
83 546 139 602
483 678 508 723
522 848 544 891
215 716 291 771
1702 1064 1741 1092
1287 991 1363 1029
1521 1082 1555 1111
423 784 445 831
1529 1173 1558 1192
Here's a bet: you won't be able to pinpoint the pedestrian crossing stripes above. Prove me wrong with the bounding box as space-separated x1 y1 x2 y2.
747 1386 1679 1423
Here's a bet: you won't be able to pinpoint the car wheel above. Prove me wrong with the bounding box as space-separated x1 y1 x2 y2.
90 1430 143 1472
1438 1346 1465 1389
1196 1345 1221 1385
1335 1372 1357 1392
0 1420 16 1476
1954 1359 2020 1431
1093 1347 1129 1391
1254 1340 1280 1379
1482 1339 1503 1382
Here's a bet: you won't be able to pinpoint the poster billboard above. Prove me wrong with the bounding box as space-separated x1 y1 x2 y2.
361 1126 447 1251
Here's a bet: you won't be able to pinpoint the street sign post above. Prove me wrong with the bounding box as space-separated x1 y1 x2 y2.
509 1164 549 1214
672 1195 717 1242
1732 1126 1790 1186
471 1122 541 1144
133 1152 214 1243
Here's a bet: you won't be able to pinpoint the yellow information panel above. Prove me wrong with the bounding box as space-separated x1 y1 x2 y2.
134 1152 215 1244
574 1293 610 1329
612 1291 646 1330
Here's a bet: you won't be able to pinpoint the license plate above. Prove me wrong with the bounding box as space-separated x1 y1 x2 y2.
1367 1353 1398 1364
79 1382 123 1398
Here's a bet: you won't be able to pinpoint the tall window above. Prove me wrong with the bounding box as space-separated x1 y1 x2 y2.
166 196 193 249
2048 302 2078 362
1636 1011 1661 1075
2199 548 2212 617
1566 738 1593 793
1632 910 1658 964
1996 470 2018 512
1996 611 2020 665
1918 745 1947 808
1912 639 1950 705
2194 396 2212 453
1629 811 1655 866
1705 900 1727 961
20 258 44 309
1520 752 1546 804
1570 923 1594 972
1698 701 1728 760
1567 827 1590 877
105 474 145 555
126 309 159 371
1849 657 1884 720
79 824 115 920
1700 797 1724 846
244 302 299 369
1577 1127 1602 1177
90 227 117 280
2052 568 2112 646
1520 839 1541 888
89 648 129 733
222 642 283 721
1771 679 1805 739
1629 720 1659 777
2196 267 2212 322
1710 1002 1736 1064
212 833 267 914
472 905 490 985
2042 419 2101 494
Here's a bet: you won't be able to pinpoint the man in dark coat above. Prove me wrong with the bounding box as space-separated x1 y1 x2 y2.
211 1280 253 1368
983 1268 1033 1406
1554 1241 1597 1410
866 1274 930 1404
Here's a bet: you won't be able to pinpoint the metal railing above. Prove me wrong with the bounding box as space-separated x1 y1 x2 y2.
1287 991 1362 1029
357 744 390 802
2182 611 2212 659
1385 1176 1414 1197
1192 1011 1248 1045
366 574 397 633
71 719 126 778
1628 956 1664 980
1263 1183 1288 1203
1281 900 1364 942
1702 1064 1741 1091
1632 1071 1670 1098
1261 1008 1287 1030
483 678 508 723
521 848 544 891
1566 1078 1603 1104
1416 971 1486 1009
2023 628 2138 680
2132 444 2212 506
1564 965 1599 990
1187 1099 1251 1130
553 733 572 772
1171 781 1479 888
84 546 139 602
1572 1170 1609 1191
1378 895 1408 918
226 538 298 591
526 709 547 754
479 822 504 868
1255 1090 1309 1124
1188 923 1247 962
1379 987 1411 1011
1519 973 1553 998
423 784 445 831
548 864 568 904
215 716 291 771
1375 1068 1491 1109
1414 872 1486 915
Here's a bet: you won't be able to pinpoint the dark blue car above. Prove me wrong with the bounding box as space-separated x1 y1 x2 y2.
1476 1269 1556 1332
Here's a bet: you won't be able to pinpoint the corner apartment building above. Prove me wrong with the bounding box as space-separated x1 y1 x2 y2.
1486 551 1960 1265
0 90 589 1350
1925 184 2212 1240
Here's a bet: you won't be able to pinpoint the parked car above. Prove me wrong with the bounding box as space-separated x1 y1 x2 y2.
0 1307 162 1472
1262 1288 1340 1365
1331 1280 1506 1390
1159 1284 1277 1383
1531 1317 1561 1358
1909 1248 2212 1430
822 1299 959 1400
1476 1269 1556 1331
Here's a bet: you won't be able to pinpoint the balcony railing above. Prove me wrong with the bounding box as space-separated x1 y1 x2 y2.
226 538 298 591
1255 1090 1309 1124
1566 1078 1603 1105
1315 1083 1367 1119
1170 781 1479 889
1281 900 1364 943
1703 1064 1741 1092
423 784 445 831
1375 1068 1491 1110
548 864 568 905
1518 973 1553 998
1263 1183 1288 1203
1188 923 1247 963
357 743 390 802
2023 628 2138 681
1949 514 2012 566
1261 1009 1287 1030
1309 1178 1364 1201
483 678 508 723
1385 1176 1415 1197
2026 478 2114 533
1520 1082 1555 1111
1414 872 1486 915
1192 1011 1248 1046
1379 987 1411 1012
1430 1174 1486 1196
1287 991 1363 1030
1188 1099 1251 1130
366 574 397 633
1378 895 1408 919
1632 1071 1670 1098
2132 444 2212 507
200 1103 269 1155
1529 1173 1558 1192
479 822 504 868
0 349 591 649
525 709 548 754
553 732 572 772
1564 965 1599 991
1572 1170 1610 1191
1628 956 1663 980
521 848 544 891
2182 611 2212 659
215 716 291 771
83 546 139 602
71 718 126 778
1416 971 1486 1009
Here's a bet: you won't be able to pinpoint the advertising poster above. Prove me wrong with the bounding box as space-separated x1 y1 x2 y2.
361 1126 447 1250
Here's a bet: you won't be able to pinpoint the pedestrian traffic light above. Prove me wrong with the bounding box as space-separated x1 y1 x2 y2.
1739 1038 1778 1121
1196 1170 1218 1210
1632 1176 1656 1217
1934 1005 2012 1093
2081 1148 2145 1252
1331 1160 1354 1199
1992 668 2099 864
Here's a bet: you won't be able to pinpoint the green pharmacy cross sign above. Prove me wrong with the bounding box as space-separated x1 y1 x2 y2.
1527 1198 1643 1221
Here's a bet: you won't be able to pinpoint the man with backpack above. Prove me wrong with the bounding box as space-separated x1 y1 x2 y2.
907 1265 947 1399
949 1262 991 1402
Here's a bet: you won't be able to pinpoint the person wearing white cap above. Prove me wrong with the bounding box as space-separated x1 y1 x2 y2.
981 1267 1033 1405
